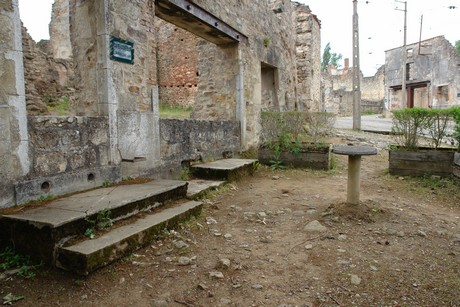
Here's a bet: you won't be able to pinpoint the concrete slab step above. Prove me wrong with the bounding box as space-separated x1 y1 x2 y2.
191 158 258 181
56 200 202 275
186 179 225 199
0 179 188 265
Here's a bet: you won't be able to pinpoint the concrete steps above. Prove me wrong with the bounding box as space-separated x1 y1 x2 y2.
56 201 202 275
0 158 257 275
0 179 189 268
191 158 258 181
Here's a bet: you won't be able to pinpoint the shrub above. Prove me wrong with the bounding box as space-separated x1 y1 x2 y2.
392 108 431 150
426 108 453 149
305 112 336 144
451 107 460 151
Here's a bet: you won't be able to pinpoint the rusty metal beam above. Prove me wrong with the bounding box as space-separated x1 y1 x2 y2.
154 0 246 45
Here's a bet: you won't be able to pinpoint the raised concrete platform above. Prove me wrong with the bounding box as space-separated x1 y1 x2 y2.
191 159 257 181
186 179 225 199
57 201 202 275
0 179 188 265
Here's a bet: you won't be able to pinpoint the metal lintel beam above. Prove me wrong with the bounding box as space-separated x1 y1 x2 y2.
154 0 247 45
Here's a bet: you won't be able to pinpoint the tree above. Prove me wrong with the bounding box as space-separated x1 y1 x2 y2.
321 43 343 71
456 40 460 55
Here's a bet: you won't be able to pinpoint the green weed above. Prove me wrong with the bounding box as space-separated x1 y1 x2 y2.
159 103 192 119
0 246 41 279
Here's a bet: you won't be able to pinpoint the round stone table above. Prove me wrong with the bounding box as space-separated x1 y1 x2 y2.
332 145 377 205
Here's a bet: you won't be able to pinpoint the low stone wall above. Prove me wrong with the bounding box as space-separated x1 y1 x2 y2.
15 116 118 204
160 119 241 174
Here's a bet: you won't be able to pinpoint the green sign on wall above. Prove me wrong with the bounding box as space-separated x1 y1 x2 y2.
110 36 134 64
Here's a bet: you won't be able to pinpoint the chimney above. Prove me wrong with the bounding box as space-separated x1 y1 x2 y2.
344 58 349 71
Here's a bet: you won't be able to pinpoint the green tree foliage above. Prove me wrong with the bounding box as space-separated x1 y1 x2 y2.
455 40 460 55
321 43 343 71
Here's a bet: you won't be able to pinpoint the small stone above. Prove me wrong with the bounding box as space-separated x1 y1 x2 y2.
151 300 168 307
304 220 327 232
293 210 306 217
224 233 233 239
370 265 378 272
220 298 232 305
272 176 280 180
81 294 88 300
304 244 313 250
338 234 348 241
197 283 208 290
252 284 264 290
257 212 267 219
178 257 192 266
337 249 346 253
206 217 218 225
209 271 224 279
307 209 317 215
397 231 405 237
173 240 189 249
219 258 231 269
416 230 428 238
351 274 362 285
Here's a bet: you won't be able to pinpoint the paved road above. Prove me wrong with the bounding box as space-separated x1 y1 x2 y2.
335 115 393 133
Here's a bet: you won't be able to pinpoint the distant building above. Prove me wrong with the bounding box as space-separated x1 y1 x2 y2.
385 36 460 110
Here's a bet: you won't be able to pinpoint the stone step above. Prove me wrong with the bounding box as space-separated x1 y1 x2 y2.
186 179 226 199
0 179 188 265
191 158 258 181
56 200 202 275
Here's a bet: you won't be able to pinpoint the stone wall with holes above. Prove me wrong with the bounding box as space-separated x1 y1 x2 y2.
159 119 240 174
156 20 198 108
14 116 119 204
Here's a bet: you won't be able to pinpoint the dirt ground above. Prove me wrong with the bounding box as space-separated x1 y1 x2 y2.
1 130 460 306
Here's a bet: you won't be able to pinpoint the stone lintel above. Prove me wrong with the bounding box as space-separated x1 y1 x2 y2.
154 0 247 45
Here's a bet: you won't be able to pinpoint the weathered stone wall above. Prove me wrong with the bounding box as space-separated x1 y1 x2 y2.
156 20 198 108
322 65 385 115
22 25 75 115
160 119 240 174
295 5 321 111
0 0 30 208
49 0 72 60
385 36 460 110
28 116 110 177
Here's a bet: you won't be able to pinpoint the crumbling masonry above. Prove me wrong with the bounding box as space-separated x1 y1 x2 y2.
0 0 321 208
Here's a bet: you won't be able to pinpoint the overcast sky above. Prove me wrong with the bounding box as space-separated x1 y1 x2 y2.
18 0 460 76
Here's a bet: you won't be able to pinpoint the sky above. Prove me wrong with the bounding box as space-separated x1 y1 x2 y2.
18 0 460 77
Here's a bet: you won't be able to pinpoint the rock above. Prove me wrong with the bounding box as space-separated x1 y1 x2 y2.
337 249 346 253
219 258 231 269
454 234 460 242
370 265 378 272
252 284 264 290
151 300 169 307
220 298 232 305
304 244 313 250
307 209 317 215
206 217 218 225
173 240 189 249
272 176 280 180
351 274 362 285
304 220 327 232
224 233 233 239
338 234 348 241
416 230 428 238
257 212 267 219
209 271 224 279
293 210 306 217
178 257 193 266
397 231 405 237
197 283 208 290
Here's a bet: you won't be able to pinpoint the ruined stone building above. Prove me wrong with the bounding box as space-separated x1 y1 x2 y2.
322 59 385 115
385 36 460 110
0 0 322 208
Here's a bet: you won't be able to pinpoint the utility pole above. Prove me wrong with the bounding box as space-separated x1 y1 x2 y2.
352 0 361 130
395 1 407 108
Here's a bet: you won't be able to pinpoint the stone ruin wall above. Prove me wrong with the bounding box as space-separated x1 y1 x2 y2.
156 20 199 109
322 65 385 115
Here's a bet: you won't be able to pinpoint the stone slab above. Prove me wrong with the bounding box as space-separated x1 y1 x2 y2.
4 179 187 228
192 159 257 170
57 201 203 275
186 179 225 199
191 159 257 181
332 145 377 156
